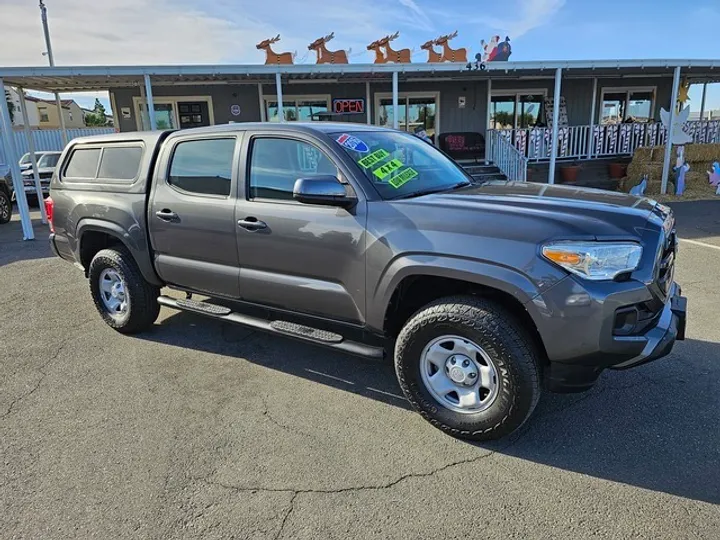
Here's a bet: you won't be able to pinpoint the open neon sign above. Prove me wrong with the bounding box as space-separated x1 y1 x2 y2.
333 98 365 114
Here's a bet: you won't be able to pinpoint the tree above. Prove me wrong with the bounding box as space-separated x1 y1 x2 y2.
84 98 107 126
5 89 14 123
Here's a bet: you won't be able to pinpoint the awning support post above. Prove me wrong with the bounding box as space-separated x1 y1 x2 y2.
275 72 284 122
366 81 371 125
54 92 68 145
257 83 265 122
0 77 34 240
661 66 682 195
699 82 708 121
587 77 597 159
143 74 157 130
548 67 562 185
392 71 399 129
18 85 47 223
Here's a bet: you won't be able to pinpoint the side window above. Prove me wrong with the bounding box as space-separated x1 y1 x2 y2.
249 138 338 200
98 147 143 180
64 148 101 179
168 138 235 196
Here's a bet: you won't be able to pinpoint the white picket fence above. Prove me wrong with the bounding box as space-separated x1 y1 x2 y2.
0 128 115 168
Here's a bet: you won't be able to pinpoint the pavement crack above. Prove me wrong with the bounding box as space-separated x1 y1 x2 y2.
1 342 67 420
198 447 504 498
260 396 313 438
273 492 298 540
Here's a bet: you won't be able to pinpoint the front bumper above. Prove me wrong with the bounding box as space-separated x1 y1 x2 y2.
542 281 687 393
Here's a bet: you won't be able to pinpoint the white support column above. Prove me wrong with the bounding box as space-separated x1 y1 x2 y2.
587 77 597 159
486 78 492 163
258 83 265 122
18 86 47 223
548 68 562 185
143 74 157 131
661 66 682 195
365 81 371 125
699 82 708 121
0 78 34 240
54 92 68 145
275 72 284 122
392 71 399 129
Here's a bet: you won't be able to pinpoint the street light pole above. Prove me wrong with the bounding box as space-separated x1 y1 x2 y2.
39 0 68 145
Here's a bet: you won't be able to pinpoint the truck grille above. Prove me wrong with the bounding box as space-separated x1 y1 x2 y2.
656 229 677 298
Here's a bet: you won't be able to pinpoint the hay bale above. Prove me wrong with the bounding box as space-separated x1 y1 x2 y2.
683 143 720 164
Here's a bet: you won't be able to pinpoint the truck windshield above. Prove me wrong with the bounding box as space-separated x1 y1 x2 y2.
331 131 470 199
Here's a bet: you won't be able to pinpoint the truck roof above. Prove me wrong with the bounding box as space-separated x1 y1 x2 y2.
69 122 394 146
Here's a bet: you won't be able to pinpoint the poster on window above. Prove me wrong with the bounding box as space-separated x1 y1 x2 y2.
544 96 568 130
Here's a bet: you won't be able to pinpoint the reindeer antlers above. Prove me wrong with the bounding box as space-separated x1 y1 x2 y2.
388 31 400 41
324 31 335 42
270 34 281 43
435 30 458 43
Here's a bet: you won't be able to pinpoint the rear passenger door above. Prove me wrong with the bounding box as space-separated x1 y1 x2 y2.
148 133 242 298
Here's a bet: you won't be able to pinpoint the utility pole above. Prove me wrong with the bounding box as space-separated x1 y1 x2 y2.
39 0 68 144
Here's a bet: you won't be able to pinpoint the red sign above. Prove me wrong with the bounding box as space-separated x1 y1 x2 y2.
333 98 365 115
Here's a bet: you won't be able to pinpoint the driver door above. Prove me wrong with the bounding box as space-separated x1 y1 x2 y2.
234 133 368 324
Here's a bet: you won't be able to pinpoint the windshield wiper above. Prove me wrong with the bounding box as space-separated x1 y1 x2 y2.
391 181 471 200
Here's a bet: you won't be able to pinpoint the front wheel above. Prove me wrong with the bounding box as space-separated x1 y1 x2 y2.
0 190 11 224
88 246 160 334
394 295 542 441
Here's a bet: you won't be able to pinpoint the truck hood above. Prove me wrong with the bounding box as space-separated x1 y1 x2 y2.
401 181 657 239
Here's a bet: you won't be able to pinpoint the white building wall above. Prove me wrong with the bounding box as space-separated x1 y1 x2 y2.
6 87 40 127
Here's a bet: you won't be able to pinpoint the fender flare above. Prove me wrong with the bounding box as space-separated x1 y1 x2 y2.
368 254 544 332
76 218 163 287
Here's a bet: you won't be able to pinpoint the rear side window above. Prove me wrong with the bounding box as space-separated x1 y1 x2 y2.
64 148 101 179
168 138 235 196
98 147 142 180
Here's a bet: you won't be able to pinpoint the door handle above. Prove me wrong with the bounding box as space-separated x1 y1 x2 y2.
155 209 178 221
237 217 267 231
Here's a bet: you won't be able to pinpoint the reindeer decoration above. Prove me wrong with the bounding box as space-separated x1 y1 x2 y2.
435 31 467 63
308 32 349 64
367 32 411 64
421 39 442 63
256 34 295 65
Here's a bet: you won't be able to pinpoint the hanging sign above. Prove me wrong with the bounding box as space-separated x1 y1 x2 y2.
333 98 365 114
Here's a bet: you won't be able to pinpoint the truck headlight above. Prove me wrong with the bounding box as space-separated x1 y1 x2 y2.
542 241 643 281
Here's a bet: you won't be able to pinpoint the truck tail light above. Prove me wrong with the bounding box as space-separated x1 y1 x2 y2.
44 196 54 233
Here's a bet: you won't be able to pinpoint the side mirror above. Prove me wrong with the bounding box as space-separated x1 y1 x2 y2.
293 176 356 208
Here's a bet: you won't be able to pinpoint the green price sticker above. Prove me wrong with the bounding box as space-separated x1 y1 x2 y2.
373 159 404 180
389 167 419 188
358 149 390 169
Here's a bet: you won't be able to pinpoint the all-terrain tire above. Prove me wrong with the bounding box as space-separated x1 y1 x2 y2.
0 190 12 224
394 295 542 441
88 246 160 334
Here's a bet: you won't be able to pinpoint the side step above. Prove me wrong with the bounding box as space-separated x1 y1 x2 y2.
157 295 384 359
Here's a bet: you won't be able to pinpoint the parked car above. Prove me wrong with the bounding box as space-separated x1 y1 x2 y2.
20 151 61 204
0 170 12 224
45 124 687 441
19 151 53 172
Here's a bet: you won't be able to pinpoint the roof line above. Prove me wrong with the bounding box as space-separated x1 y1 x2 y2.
0 59 718 77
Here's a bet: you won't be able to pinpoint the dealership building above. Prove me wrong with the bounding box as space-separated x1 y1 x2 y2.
1 59 719 239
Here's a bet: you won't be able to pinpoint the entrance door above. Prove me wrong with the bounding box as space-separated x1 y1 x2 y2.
148 134 241 297
234 134 367 323
376 94 440 142
178 101 210 129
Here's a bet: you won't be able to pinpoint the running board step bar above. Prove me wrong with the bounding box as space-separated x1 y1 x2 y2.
157 295 384 359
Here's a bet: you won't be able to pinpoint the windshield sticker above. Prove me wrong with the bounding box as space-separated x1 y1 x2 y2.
373 158 404 180
389 167 418 188
357 148 390 169
336 133 370 153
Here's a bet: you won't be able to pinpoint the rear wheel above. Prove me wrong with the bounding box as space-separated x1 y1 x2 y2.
0 190 11 224
394 295 541 441
88 246 160 334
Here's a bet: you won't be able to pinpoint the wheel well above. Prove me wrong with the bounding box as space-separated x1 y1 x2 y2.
383 275 548 363
79 231 123 273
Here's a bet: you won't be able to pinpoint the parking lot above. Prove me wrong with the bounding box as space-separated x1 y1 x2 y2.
1 202 719 539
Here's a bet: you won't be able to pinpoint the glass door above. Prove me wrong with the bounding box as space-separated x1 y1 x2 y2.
490 95 516 129
378 98 408 131
518 95 543 128
407 98 437 139
139 103 176 130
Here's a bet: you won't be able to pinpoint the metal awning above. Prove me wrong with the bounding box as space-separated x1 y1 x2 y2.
1 59 719 92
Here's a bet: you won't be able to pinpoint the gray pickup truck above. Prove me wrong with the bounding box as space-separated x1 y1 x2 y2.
45 123 687 441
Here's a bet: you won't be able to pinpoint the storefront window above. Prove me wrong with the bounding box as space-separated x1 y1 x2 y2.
139 103 176 130
601 88 655 124
490 93 544 129
377 95 438 140
265 97 330 122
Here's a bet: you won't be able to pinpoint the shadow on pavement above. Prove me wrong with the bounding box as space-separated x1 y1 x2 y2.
0 208 53 266
140 309 720 505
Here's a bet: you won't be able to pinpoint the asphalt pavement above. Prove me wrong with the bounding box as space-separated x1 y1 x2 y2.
1 204 719 539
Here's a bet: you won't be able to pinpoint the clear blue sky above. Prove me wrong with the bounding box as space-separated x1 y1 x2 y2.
11 0 720 111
